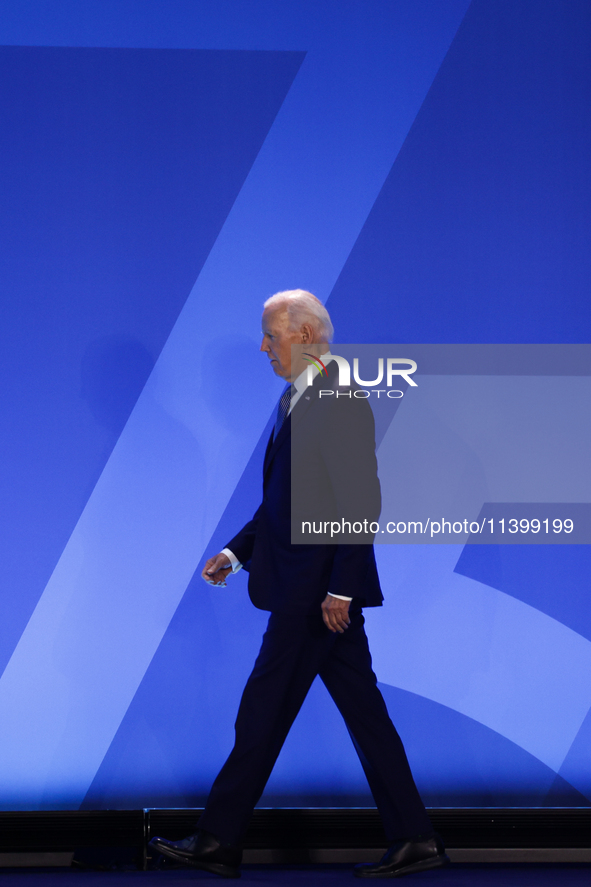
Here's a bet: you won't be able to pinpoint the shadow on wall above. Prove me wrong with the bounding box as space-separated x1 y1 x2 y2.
80 336 156 437
199 334 279 430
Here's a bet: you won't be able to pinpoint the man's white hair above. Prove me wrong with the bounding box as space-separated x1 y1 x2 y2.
264 289 334 343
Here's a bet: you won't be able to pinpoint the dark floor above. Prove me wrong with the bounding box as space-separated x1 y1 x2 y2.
0 866 590 886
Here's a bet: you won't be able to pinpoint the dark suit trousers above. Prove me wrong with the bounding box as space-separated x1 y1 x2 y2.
198 610 432 846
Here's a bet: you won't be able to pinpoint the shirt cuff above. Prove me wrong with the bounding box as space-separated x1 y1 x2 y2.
221 548 242 573
327 592 353 601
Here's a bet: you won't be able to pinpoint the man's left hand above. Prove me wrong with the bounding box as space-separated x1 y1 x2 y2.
321 595 351 633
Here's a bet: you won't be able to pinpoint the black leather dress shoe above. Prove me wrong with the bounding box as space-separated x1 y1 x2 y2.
149 829 242 878
353 833 449 878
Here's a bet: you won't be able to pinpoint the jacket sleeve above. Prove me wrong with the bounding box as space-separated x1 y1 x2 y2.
224 504 262 573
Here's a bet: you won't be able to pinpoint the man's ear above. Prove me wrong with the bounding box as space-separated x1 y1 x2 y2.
300 323 313 343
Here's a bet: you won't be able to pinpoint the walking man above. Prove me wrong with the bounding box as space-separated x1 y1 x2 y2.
150 290 447 878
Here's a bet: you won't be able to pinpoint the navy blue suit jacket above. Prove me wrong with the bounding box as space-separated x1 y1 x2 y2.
226 363 384 614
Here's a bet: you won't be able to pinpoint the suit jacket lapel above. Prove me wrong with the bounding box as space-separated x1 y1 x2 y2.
263 418 283 476
263 408 293 477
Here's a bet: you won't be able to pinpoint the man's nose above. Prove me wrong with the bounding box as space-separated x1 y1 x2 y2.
260 336 269 352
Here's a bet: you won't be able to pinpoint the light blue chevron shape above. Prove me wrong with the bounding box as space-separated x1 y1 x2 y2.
0 0 471 808
366 544 591 773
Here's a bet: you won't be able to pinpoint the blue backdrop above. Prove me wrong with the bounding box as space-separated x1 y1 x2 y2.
0 0 589 810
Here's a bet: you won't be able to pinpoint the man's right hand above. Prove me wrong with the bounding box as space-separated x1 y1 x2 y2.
201 553 232 586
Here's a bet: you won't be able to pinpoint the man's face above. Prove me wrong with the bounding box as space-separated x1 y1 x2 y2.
260 307 306 381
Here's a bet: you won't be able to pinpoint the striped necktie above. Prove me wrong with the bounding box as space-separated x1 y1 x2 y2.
274 384 295 438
